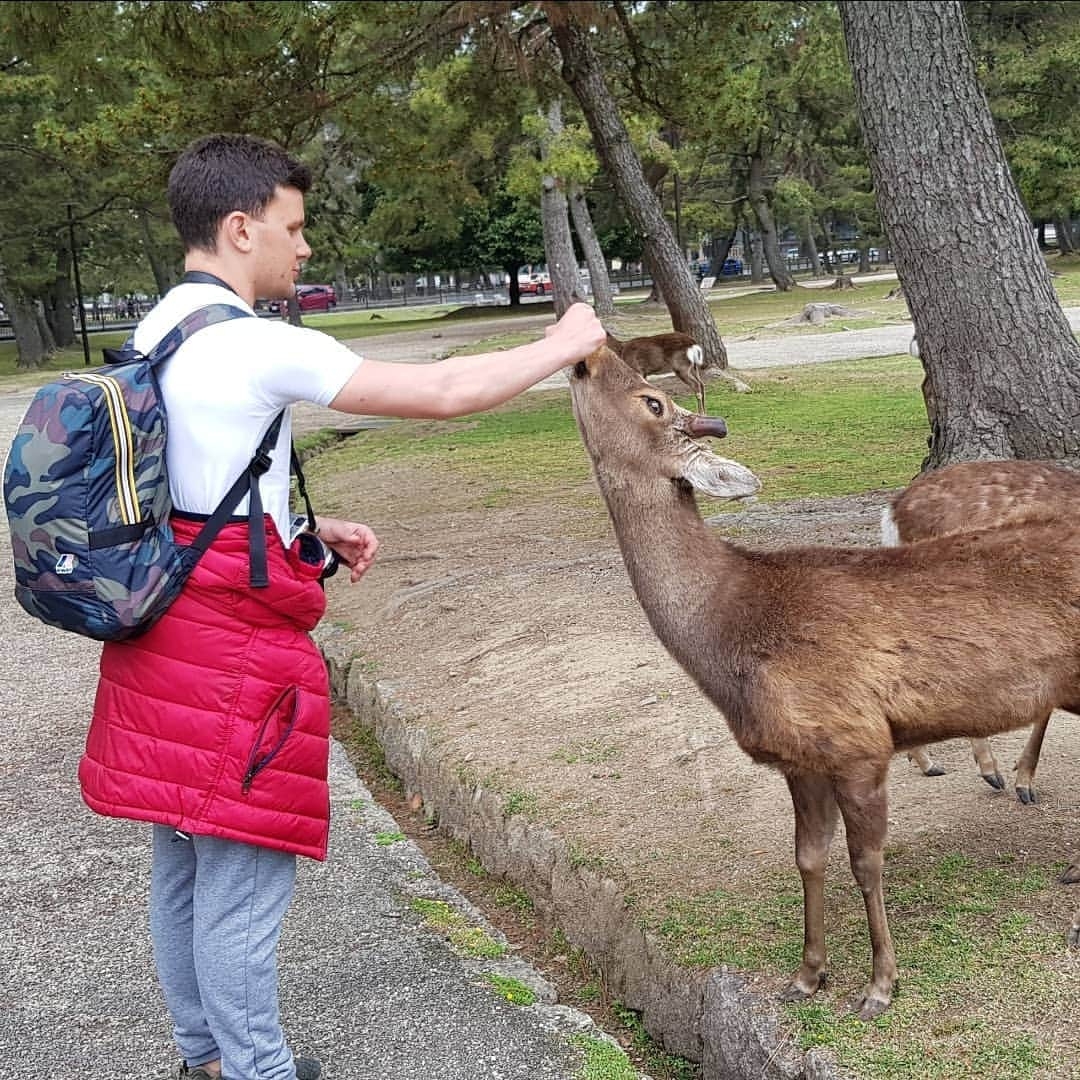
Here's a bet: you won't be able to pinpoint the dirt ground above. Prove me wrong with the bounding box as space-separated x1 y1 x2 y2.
300 319 1079 1072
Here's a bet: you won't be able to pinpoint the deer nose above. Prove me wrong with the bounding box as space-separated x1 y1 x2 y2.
573 360 589 379
685 415 728 439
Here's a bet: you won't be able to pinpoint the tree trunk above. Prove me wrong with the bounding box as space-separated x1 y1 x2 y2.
45 243 75 348
139 209 174 296
803 216 822 276
712 229 737 273
748 227 764 284
747 150 796 290
841 0 1080 467
858 240 872 274
568 185 616 317
0 262 49 369
818 216 835 274
539 102 585 318
1053 216 1075 255
34 300 57 355
546 6 727 366
505 263 522 306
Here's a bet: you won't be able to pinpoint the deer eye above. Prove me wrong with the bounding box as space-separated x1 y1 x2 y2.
643 396 663 417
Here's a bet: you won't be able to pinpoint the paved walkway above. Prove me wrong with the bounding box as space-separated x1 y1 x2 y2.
0 392 609 1077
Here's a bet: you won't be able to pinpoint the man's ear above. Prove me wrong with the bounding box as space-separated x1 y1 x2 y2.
220 211 253 254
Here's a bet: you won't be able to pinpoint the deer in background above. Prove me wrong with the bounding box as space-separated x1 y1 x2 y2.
604 331 709 414
569 346 1080 1020
884 459 1080 806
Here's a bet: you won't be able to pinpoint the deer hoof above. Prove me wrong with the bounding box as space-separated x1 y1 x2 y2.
851 988 892 1021
1059 862 1080 885
982 771 1006 791
780 972 826 1003
924 764 946 777
1016 784 1039 805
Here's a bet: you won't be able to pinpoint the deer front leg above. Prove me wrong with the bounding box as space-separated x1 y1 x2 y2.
1013 713 1051 805
1069 909 1080 948
781 772 839 1004
833 767 898 1020
969 737 1005 791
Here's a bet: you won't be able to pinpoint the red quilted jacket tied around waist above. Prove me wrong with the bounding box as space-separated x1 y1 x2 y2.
80 515 333 860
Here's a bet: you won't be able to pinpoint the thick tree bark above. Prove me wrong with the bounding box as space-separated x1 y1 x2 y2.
1053 216 1075 255
0 260 48 368
748 150 796 290
539 102 585 318
803 217 822 276
818 216 835 274
546 6 727 366
139 209 174 296
748 228 764 284
840 0 1080 467
568 185 616 317
45 244 75 348
505 264 522 306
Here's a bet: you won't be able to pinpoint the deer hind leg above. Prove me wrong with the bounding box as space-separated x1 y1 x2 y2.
1013 713 1051 805
907 745 946 777
969 737 1006 791
1069 909 1080 948
780 772 840 1004
833 767 898 1020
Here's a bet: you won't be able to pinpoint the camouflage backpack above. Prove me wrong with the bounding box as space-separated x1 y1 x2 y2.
3 303 302 641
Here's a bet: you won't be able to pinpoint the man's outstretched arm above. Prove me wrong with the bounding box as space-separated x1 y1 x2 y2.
329 303 605 419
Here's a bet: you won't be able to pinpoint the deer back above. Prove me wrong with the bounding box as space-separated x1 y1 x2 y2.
891 460 1080 542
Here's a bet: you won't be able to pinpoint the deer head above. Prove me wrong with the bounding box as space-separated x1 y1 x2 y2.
569 347 761 500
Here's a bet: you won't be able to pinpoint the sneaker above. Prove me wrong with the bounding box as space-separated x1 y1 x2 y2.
179 1059 321 1080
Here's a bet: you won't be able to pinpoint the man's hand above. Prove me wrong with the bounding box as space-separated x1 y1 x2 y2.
314 517 379 584
544 302 606 364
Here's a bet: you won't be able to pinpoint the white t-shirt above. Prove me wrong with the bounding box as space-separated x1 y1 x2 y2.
132 282 361 540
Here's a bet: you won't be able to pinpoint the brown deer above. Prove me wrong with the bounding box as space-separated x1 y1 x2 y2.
884 459 1080 803
604 332 709 414
568 346 1080 1019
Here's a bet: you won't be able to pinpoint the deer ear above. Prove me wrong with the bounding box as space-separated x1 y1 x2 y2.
682 449 761 499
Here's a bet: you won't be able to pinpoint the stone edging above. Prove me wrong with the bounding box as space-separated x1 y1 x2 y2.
318 626 843 1080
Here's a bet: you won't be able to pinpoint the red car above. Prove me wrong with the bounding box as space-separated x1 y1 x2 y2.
517 274 550 296
267 285 337 315
295 284 337 312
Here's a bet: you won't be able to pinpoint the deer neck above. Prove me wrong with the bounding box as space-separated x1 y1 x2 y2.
599 473 743 645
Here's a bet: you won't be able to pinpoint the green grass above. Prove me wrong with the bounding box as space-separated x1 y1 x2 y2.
482 972 538 1006
503 790 540 818
611 1002 698 1080
408 897 509 959
571 1035 639 1080
646 851 1071 1080
374 830 406 846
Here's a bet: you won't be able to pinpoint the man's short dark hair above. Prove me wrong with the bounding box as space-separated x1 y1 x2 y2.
167 134 312 252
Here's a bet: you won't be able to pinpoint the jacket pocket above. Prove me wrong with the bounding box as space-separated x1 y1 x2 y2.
242 685 301 793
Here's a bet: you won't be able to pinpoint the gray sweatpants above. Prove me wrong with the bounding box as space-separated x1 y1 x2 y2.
149 826 298 1080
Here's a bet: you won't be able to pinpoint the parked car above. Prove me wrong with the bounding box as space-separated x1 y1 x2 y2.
517 274 550 295
295 284 337 311
269 284 337 314
720 257 743 276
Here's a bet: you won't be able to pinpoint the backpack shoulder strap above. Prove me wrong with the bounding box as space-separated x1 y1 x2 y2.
103 303 254 367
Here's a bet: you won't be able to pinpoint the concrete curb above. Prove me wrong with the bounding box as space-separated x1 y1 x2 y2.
317 625 845 1080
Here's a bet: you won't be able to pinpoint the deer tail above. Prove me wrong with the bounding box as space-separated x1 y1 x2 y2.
687 344 705 368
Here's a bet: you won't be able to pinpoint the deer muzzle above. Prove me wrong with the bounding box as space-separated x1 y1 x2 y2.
684 415 728 439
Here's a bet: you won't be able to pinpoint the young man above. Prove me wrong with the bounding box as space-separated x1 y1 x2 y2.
79 134 605 1080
